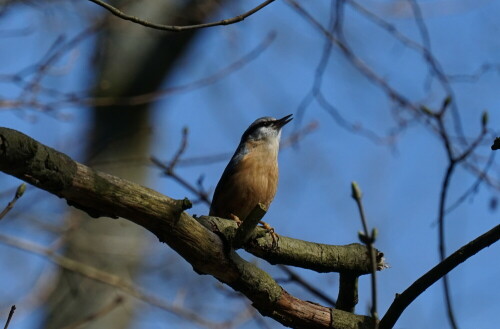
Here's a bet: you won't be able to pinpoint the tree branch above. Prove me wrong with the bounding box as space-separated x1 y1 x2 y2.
87 0 276 32
0 127 373 329
2 305 15 329
379 224 500 329
336 273 358 313
196 215 385 274
0 233 232 329
0 183 26 220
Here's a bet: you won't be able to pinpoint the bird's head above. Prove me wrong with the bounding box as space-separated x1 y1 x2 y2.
240 114 293 145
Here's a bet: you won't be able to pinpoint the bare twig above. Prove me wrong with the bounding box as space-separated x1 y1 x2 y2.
0 184 26 220
447 63 500 83
168 127 189 170
61 296 124 329
351 182 379 328
1 32 276 112
438 164 461 329
407 0 464 143
151 127 211 205
19 23 103 107
87 0 275 32
445 152 495 214
347 0 467 145
3 305 15 329
422 100 488 329
74 32 277 108
277 265 337 307
292 0 392 145
286 0 415 115
380 224 500 329
0 234 225 329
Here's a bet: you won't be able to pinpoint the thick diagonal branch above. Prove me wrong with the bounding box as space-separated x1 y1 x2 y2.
0 127 373 329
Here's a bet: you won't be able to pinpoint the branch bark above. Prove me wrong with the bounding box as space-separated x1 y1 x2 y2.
197 215 384 274
0 127 374 329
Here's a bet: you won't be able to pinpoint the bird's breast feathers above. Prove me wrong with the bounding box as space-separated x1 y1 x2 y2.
235 149 279 198
210 116 289 219
211 148 279 219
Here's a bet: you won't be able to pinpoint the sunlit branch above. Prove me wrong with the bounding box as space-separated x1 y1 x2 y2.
0 126 375 329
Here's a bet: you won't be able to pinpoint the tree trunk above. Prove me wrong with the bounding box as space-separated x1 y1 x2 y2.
42 1 222 328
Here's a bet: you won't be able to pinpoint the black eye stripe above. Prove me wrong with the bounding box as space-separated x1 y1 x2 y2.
257 121 273 128
240 120 275 142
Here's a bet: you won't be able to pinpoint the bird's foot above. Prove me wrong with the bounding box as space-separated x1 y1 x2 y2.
230 213 243 227
259 220 279 248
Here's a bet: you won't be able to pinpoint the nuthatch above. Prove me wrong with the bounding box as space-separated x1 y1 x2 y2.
210 114 293 226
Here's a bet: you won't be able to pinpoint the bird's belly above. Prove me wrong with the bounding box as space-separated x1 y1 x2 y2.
224 161 278 219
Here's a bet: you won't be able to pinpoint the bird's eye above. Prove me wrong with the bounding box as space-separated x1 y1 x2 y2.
260 121 273 128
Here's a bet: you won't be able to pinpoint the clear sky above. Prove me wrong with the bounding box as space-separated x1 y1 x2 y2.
0 1 499 329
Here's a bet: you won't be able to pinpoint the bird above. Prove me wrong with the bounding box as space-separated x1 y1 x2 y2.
209 114 292 229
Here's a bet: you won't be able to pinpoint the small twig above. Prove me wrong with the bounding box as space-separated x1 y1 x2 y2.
19 22 103 107
174 120 318 168
438 165 460 329
351 182 379 328
280 121 319 149
407 0 465 143
292 0 390 146
151 127 211 205
445 151 495 214
87 0 276 32
57 32 277 108
277 265 337 307
285 0 416 116
0 234 223 329
380 224 500 329
0 183 26 220
491 137 500 150
422 101 488 329
61 296 124 329
233 204 267 249
3 305 15 329
152 155 211 205
167 127 189 171
336 273 358 312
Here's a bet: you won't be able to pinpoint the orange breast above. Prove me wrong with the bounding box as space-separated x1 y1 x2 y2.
210 145 279 220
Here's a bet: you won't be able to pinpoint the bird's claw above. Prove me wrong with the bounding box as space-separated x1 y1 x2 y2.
230 213 243 227
259 221 279 248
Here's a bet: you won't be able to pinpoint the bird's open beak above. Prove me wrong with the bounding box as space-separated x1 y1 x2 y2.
274 114 293 128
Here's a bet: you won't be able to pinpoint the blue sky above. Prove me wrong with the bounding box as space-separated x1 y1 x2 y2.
1 1 499 328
